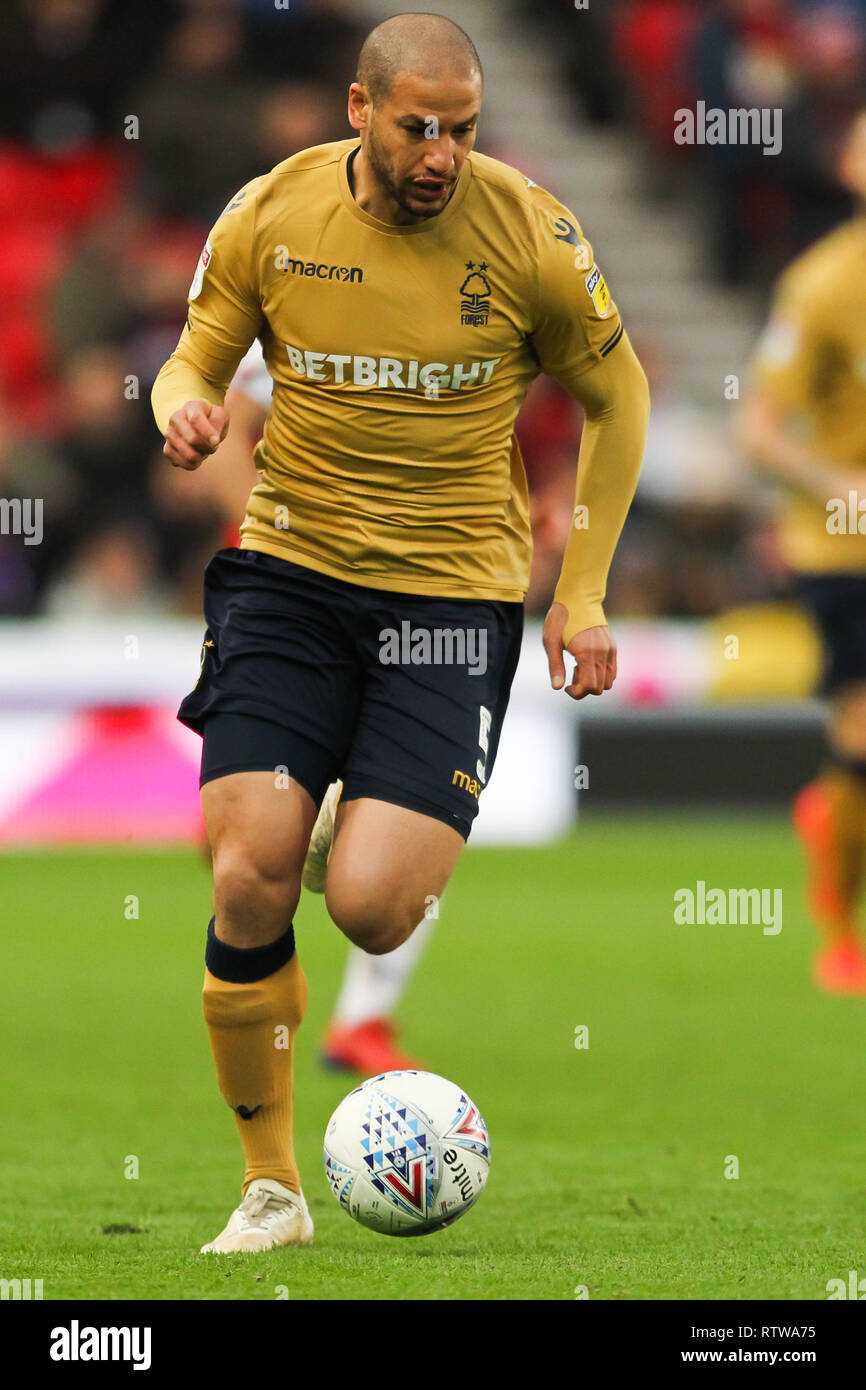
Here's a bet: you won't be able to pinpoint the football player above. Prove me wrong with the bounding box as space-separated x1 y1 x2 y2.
152 13 648 1252
739 109 866 994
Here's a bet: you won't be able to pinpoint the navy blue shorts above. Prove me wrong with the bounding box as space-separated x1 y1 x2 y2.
178 549 524 840
796 574 866 696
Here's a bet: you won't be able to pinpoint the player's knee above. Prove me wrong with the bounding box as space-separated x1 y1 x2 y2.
213 846 300 931
358 926 408 956
325 882 415 955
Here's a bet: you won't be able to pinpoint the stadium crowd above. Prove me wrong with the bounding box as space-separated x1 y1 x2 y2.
0 0 859 622
528 0 866 284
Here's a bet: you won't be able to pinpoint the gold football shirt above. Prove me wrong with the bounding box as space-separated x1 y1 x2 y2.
153 138 642 620
752 217 866 573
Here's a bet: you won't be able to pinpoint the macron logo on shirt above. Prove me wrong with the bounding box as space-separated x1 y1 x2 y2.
276 248 363 283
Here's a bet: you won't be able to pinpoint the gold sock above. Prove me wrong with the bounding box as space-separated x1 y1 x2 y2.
824 768 866 935
203 938 307 1194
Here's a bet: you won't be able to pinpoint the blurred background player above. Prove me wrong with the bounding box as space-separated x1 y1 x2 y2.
739 108 866 995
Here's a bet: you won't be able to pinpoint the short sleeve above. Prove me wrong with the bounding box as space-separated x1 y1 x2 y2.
528 186 624 395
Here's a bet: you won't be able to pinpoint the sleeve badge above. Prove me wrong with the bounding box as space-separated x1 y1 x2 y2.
188 239 212 301
584 264 610 318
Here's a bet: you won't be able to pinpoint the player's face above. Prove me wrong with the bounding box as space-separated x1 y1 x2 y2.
359 72 482 221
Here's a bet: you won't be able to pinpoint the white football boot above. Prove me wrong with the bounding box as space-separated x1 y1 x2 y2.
200 1179 314 1254
301 779 343 894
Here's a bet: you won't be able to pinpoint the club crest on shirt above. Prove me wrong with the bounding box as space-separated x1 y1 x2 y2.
460 261 491 326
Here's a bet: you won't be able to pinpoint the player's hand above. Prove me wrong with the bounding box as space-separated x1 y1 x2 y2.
163 400 229 470
542 602 617 699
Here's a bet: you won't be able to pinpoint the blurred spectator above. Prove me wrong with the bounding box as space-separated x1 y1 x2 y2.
613 0 702 193
516 377 582 614
242 0 366 88
50 205 206 386
607 337 777 617
524 0 866 280
691 0 819 282
129 5 263 221
0 0 178 150
524 0 623 124
635 340 744 508
56 344 157 517
44 521 167 618
256 82 345 168
0 0 180 424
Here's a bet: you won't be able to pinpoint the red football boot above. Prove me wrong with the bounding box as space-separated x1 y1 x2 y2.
812 940 866 996
795 781 866 993
793 780 848 928
321 1019 422 1075
795 783 861 934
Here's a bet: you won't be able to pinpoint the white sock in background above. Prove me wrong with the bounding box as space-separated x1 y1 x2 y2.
331 915 436 1028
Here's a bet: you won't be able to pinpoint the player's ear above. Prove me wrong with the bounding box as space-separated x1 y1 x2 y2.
347 83 370 132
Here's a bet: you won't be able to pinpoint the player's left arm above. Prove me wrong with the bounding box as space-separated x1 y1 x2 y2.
544 339 650 697
527 194 650 698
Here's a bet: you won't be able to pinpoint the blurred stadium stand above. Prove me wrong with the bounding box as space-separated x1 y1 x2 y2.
0 0 857 839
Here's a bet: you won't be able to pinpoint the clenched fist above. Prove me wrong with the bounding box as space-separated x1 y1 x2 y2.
163 400 229 470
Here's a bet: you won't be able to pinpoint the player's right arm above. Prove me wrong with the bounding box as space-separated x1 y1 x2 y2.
738 272 865 499
152 180 264 470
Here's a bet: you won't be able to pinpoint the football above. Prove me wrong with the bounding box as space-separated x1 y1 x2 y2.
323 1070 491 1236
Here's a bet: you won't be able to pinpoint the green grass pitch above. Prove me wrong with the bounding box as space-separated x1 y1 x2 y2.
2 814 865 1301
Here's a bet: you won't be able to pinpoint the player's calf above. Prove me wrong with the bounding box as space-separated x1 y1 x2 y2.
200 773 313 1223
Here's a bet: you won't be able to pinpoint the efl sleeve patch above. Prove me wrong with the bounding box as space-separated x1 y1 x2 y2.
584 264 610 318
188 239 213 302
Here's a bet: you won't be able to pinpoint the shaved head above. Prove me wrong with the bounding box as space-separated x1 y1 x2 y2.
357 12 482 105
347 14 482 225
